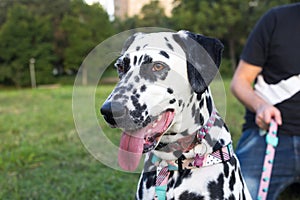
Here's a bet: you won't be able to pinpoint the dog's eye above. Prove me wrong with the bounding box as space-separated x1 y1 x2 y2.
152 63 165 72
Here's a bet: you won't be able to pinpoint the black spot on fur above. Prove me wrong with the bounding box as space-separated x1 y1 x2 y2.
229 170 236 191
214 118 224 129
164 132 177 136
166 43 174 51
164 37 169 42
229 156 237 171
130 95 147 125
203 133 216 147
145 171 156 189
169 99 176 104
194 109 201 124
178 99 183 107
189 95 194 103
142 54 152 64
113 94 123 100
134 76 140 83
142 116 151 127
208 173 225 199
179 191 204 200
139 116 144 121
168 177 175 188
159 50 169 59
119 89 125 94
138 55 143 65
174 169 192 188
140 85 146 92
181 129 189 136
126 84 133 91
224 123 229 132
167 88 173 94
219 139 225 145
136 46 140 51
197 93 202 101
238 168 245 189
223 162 229 178
155 142 168 150
133 56 137 65
191 104 196 117
228 194 236 200
206 96 213 115
213 141 223 152
137 170 156 199
124 71 133 83
199 98 204 108
199 113 204 125
137 180 143 199
241 189 246 200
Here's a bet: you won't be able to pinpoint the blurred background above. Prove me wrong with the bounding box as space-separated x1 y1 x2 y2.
0 0 299 199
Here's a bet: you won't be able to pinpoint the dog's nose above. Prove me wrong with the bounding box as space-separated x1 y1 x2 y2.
100 101 126 126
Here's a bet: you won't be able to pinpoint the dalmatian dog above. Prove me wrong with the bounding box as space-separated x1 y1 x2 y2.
100 30 252 200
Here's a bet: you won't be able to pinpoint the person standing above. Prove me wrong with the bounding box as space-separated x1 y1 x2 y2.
231 3 300 200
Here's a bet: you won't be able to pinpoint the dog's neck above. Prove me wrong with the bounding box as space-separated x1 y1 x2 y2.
153 88 230 161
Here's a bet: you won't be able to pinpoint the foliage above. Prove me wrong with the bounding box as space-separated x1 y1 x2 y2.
0 4 55 87
61 0 114 71
114 0 171 31
136 0 171 28
0 0 114 87
0 0 299 87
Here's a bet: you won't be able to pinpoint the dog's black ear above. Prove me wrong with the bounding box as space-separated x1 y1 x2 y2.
173 30 224 94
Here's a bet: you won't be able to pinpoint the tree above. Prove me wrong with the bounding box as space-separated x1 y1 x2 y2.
137 0 171 27
114 0 171 31
0 4 55 87
60 0 114 72
172 0 247 71
171 0 297 73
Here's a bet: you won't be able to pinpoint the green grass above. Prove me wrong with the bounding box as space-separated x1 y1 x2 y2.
0 86 138 199
0 80 298 199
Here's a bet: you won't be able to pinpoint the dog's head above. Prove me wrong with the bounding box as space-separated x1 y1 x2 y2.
100 30 223 171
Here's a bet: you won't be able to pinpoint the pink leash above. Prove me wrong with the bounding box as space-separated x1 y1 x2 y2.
257 119 278 200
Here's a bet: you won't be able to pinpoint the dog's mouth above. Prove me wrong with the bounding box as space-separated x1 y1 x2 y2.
118 110 175 171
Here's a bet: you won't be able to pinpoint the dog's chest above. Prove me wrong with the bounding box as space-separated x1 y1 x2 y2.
136 159 240 200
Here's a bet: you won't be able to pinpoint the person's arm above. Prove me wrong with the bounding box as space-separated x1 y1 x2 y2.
230 60 282 130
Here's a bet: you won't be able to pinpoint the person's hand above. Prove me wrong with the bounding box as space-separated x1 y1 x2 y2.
255 103 282 130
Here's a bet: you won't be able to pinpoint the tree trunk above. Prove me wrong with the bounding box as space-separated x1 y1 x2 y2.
228 39 236 71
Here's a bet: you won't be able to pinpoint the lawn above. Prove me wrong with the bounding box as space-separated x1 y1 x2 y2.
0 80 297 199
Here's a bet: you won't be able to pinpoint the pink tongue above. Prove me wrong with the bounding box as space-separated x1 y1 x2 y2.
118 131 144 171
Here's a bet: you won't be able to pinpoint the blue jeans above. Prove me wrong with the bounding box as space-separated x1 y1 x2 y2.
235 128 300 200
